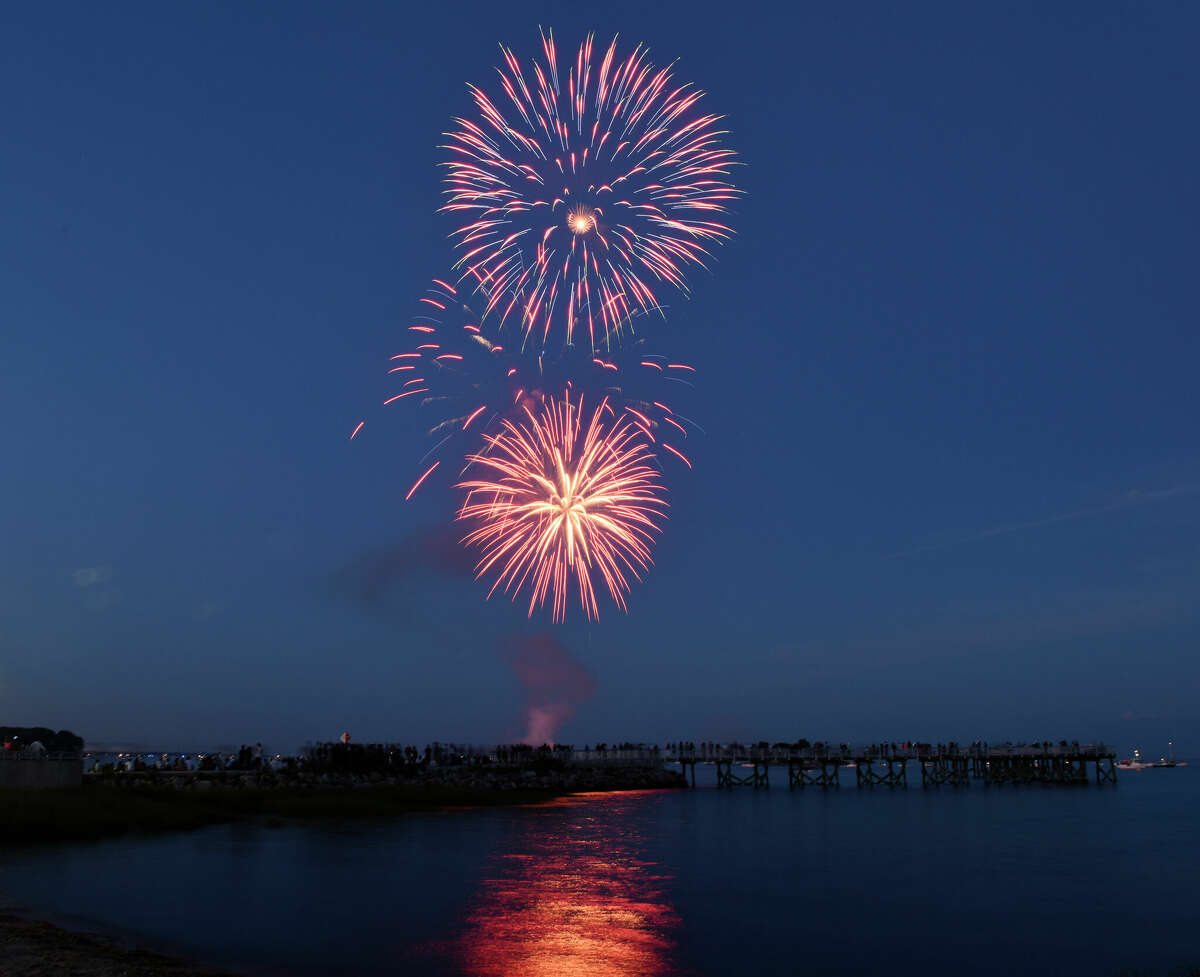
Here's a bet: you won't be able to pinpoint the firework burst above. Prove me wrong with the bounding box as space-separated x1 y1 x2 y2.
457 390 667 622
442 30 740 351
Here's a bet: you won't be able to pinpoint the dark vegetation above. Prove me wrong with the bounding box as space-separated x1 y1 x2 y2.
1 728 82 752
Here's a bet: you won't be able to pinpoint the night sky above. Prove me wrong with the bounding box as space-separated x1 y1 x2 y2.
4 2 1197 753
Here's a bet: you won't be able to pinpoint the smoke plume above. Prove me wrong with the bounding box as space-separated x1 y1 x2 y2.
332 524 475 604
503 633 597 746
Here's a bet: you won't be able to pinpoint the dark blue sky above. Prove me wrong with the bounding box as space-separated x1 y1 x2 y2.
3 2 1197 752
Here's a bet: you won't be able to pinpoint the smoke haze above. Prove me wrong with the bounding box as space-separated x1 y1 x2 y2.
332 524 475 604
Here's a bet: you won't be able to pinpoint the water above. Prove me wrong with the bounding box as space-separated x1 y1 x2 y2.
2 765 1197 976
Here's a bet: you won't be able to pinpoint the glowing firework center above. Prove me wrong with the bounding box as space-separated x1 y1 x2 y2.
567 204 597 236
457 393 666 622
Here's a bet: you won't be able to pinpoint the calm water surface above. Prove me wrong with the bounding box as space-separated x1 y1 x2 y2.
2 765 1197 976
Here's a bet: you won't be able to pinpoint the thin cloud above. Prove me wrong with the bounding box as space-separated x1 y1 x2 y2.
887 483 1200 559
73 566 113 587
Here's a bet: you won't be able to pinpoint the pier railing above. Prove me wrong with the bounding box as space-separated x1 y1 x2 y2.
662 743 1113 763
569 748 662 766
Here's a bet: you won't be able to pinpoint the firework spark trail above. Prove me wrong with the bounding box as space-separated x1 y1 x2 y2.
457 391 667 622
442 29 740 351
362 279 698 504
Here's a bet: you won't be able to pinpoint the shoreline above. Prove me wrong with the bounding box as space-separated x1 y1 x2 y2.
0 775 682 976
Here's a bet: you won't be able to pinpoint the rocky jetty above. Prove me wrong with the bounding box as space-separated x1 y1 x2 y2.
84 762 687 794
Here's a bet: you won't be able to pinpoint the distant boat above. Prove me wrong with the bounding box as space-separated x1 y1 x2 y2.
1148 741 1187 768
1118 748 1151 771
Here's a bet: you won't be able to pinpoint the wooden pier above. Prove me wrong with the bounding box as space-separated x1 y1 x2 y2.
664 743 1117 790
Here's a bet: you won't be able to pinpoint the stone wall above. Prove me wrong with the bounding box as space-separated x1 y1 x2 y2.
0 758 84 789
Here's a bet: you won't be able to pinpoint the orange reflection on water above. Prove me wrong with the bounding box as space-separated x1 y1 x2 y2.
458 792 681 977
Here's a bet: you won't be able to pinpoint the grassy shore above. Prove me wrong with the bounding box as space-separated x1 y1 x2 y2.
0 783 565 845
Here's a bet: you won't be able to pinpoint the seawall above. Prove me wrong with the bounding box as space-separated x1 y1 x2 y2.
84 762 686 793
0 758 83 789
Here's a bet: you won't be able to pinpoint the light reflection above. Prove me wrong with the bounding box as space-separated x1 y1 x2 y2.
458 792 681 977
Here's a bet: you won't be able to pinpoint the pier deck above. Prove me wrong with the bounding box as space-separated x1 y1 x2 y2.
661 743 1117 790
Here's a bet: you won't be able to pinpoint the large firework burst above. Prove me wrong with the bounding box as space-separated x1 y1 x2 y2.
457 391 667 622
442 30 739 351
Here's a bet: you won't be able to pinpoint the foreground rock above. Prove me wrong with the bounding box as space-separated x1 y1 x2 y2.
0 912 238 977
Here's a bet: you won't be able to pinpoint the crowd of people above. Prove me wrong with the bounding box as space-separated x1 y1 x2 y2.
662 739 1090 758
80 737 1103 775
86 744 281 774
2 737 46 755
665 740 931 758
1 726 83 755
82 739 687 776
85 741 584 775
302 741 592 774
